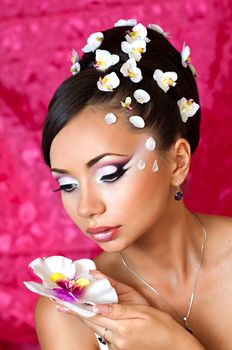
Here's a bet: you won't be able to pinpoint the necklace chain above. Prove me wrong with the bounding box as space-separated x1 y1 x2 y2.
120 213 208 334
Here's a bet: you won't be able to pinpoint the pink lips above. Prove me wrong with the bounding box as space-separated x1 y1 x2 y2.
86 226 121 242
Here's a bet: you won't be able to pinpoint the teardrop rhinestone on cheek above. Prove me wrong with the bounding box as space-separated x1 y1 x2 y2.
145 136 156 151
137 159 146 170
152 160 159 172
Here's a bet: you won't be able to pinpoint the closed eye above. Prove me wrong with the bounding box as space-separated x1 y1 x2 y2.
96 164 130 183
52 176 79 193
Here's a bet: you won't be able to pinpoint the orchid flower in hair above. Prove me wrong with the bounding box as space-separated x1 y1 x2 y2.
121 97 133 110
121 39 147 61
177 97 200 123
70 49 81 75
114 19 137 27
120 58 143 83
24 256 118 317
181 43 198 77
82 32 104 53
94 49 120 71
97 72 120 92
125 23 150 43
148 24 170 38
153 69 178 93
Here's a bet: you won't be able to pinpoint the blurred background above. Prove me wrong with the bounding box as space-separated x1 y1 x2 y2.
0 0 232 349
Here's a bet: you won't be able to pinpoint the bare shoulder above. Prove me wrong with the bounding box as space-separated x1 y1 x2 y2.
35 296 98 350
198 212 232 260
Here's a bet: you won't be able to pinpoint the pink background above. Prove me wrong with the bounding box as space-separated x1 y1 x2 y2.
0 0 232 349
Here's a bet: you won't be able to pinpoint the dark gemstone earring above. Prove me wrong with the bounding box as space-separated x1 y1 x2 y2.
175 183 183 201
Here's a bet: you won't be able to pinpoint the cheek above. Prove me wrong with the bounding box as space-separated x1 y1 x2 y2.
60 192 79 221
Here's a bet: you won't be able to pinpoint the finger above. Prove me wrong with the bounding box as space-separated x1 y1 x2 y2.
94 303 150 320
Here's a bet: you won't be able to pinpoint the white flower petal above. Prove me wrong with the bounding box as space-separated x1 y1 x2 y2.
126 23 148 42
145 136 156 151
129 116 145 128
181 44 191 67
71 62 81 75
73 259 96 277
148 24 170 38
111 54 120 65
121 41 132 54
29 256 76 283
153 69 178 93
104 113 117 124
133 89 150 104
82 278 118 305
114 19 137 27
177 97 200 122
82 32 104 52
97 72 120 92
152 160 159 172
137 159 146 170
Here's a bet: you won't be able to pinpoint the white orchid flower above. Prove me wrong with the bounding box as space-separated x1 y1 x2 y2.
153 69 178 93
120 58 143 83
177 97 200 123
125 23 148 42
97 72 120 92
133 89 150 104
181 43 197 77
121 96 133 110
114 19 137 27
24 256 118 317
121 39 147 61
70 49 81 75
129 115 145 128
94 49 120 71
148 24 170 38
82 32 104 53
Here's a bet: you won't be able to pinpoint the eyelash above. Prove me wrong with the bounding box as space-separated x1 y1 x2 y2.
53 164 130 193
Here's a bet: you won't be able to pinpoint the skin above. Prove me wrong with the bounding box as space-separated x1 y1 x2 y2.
35 106 232 350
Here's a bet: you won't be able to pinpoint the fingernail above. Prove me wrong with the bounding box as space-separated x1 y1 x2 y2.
56 305 70 313
93 304 112 314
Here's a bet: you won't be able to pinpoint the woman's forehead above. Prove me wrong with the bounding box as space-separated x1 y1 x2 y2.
50 107 152 167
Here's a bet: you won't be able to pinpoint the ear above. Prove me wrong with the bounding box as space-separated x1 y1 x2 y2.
169 138 191 187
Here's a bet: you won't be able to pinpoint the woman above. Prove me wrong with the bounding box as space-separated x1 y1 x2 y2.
35 22 232 349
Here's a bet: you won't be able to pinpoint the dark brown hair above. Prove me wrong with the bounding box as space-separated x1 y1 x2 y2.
42 25 200 166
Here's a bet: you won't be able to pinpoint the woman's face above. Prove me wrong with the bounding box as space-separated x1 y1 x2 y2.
50 106 174 252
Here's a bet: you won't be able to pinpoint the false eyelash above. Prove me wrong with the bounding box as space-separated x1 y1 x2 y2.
52 184 78 192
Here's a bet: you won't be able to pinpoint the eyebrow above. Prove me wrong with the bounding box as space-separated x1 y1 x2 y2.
51 153 129 174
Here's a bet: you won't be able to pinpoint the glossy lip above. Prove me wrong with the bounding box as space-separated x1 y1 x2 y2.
86 226 121 243
87 225 119 234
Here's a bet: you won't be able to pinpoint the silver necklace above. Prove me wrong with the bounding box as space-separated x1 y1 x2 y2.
120 213 208 334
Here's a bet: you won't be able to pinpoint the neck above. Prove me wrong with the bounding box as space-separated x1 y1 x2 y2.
121 203 205 281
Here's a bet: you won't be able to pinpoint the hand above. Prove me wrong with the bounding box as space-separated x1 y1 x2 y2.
83 303 205 350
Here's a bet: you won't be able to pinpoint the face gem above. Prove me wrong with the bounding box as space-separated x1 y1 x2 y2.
152 160 159 172
137 159 146 170
145 136 156 151
104 113 117 124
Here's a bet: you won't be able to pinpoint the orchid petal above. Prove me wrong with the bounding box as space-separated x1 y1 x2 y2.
82 32 104 53
114 19 137 27
126 23 148 42
104 113 117 124
148 24 170 38
153 69 178 93
97 72 120 92
129 116 145 128
82 278 118 305
73 259 96 277
177 97 200 123
145 136 156 151
133 89 150 104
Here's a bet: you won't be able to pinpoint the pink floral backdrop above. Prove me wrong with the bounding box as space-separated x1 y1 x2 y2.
0 0 232 349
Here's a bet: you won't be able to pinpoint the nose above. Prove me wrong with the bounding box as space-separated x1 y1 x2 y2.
77 185 106 218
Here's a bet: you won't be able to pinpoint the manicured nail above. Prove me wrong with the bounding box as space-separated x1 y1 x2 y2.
56 305 70 313
93 304 112 314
